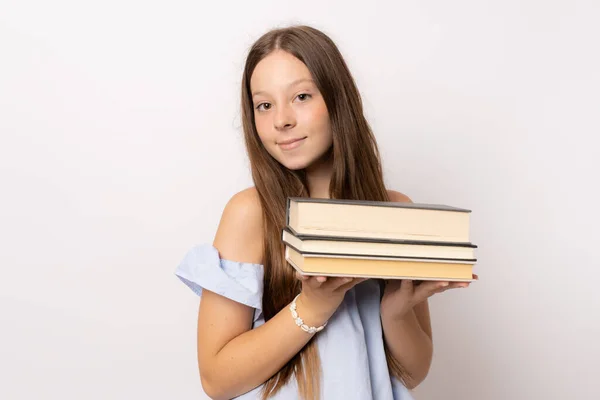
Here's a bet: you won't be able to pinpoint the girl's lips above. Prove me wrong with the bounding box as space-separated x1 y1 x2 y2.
278 137 306 150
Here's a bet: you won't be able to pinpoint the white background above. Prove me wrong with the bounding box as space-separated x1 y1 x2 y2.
1 1 599 399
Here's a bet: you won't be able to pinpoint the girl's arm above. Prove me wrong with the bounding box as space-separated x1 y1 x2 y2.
380 190 435 388
198 287 320 399
381 190 470 389
197 188 359 400
381 300 434 389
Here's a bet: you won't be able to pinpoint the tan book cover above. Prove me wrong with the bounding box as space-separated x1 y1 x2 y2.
285 246 475 282
286 197 471 243
282 228 477 261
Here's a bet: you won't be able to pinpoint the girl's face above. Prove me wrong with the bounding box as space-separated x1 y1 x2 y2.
250 50 333 171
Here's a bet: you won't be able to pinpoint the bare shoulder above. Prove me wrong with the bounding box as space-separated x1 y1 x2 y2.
213 186 264 264
387 189 413 203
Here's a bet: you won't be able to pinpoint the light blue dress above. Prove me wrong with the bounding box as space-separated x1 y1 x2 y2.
175 244 415 400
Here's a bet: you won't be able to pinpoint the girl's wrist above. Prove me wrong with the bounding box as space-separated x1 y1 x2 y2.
380 298 413 322
295 292 332 328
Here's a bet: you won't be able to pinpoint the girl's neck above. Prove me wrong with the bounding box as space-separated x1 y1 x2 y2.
305 149 333 199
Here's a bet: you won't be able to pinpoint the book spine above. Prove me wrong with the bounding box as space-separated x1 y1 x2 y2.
293 232 476 247
285 197 291 228
282 243 477 263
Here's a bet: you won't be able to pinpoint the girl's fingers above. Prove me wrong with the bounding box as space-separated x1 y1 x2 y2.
400 279 414 294
332 277 368 292
296 271 309 281
328 276 354 291
385 279 403 293
416 281 471 300
420 280 448 293
413 281 449 302
442 281 470 290
303 275 327 289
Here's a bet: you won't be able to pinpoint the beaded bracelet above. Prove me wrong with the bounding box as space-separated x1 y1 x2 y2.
290 293 328 334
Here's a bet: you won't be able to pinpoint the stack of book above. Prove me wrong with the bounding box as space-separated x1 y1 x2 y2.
282 197 477 281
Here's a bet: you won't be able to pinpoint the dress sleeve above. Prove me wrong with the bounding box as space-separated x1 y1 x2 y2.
174 244 264 322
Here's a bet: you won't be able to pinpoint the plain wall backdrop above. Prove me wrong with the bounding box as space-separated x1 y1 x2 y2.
1 1 598 399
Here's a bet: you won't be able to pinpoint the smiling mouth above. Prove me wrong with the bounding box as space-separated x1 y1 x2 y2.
278 137 307 150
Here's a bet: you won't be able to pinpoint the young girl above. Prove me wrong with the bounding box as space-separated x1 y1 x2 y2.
175 24 471 400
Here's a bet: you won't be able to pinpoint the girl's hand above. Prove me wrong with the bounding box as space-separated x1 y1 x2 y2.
294 273 367 327
380 274 478 321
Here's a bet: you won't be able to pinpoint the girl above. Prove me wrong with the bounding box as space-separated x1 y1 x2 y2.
175 24 471 400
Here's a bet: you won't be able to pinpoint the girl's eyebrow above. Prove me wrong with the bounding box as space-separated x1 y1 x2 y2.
252 78 315 99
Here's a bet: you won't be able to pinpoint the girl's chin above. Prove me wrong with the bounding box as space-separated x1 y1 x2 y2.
276 149 332 171
279 159 310 171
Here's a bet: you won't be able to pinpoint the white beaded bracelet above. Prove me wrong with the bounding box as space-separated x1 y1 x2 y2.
290 293 328 334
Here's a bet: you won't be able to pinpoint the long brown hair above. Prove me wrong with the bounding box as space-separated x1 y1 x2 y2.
240 24 409 399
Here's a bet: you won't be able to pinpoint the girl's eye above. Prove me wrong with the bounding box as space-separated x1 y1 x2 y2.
255 94 311 112
256 103 271 111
